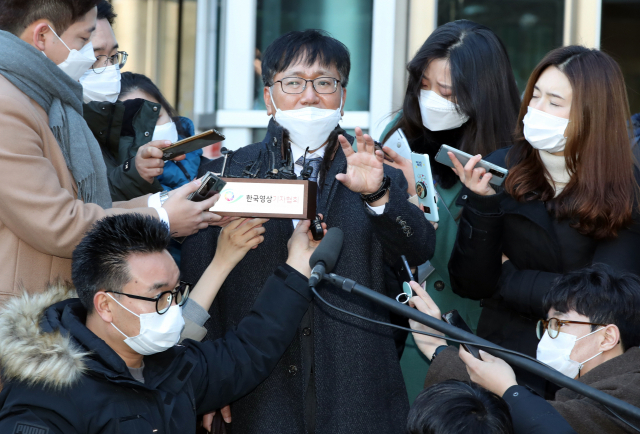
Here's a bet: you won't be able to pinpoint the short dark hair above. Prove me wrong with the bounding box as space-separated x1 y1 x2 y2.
407 380 514 434
120 72 178 118
261 29 351 88
72 214 171 312
543 264 640 351
0 0 100 36
96 0 116 25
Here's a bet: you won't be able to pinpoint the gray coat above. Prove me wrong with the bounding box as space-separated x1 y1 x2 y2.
181 119 435 434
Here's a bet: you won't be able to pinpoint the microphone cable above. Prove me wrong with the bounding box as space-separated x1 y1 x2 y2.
310 286 640 432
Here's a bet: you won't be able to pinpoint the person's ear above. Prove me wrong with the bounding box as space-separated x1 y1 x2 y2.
600 324 621 352
93 291 115 324
340 87 347 116
264 86 275 116
30 21 51 51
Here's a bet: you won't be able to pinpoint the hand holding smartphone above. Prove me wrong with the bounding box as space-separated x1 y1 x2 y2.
162 129 225 161
442 310 481 359
434 144 508 187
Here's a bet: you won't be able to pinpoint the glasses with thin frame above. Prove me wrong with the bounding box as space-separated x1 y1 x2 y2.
536 317 608 339
92 51 128 74
273 76 341 94
104 281 191 315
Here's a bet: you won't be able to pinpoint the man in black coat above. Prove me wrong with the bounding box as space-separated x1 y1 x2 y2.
0 214 321 434
180 30 435 434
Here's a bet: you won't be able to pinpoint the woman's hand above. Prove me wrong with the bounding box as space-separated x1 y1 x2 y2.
215 218 268 269
449 152 496 196
407 281 447 359
382 145 416 196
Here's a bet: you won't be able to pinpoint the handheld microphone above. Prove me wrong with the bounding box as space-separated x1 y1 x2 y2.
308 227 344 287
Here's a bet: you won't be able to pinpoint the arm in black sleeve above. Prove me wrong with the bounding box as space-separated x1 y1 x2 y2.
448 189 505 300
503 386 578 434
107 156 163 202
497 261 561 318
365 165 435 266
187 264 312 413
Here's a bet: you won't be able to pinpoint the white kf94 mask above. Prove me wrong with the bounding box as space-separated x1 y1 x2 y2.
523 106 569 153
419 90 469 131
80 64 122 103
108 293 185 356
536 328 604 379
270 88 342 151
48 26 96 81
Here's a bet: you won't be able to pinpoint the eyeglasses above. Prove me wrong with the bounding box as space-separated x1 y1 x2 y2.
92 51 128 74
104 281 191 315
273 76 341 95
536 318 608 339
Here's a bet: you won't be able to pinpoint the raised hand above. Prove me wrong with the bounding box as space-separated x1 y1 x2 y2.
215 218 268 268
286 218 326 278
407 281 447 360
335 127 385 195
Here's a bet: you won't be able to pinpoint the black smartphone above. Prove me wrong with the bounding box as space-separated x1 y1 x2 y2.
187 171 226 202
441 310 481 359
374 142 395 163
162 129 225 161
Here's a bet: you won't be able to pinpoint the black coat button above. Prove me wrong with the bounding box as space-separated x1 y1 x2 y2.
288 365 298 376
302 327 311 336
434 280 445 291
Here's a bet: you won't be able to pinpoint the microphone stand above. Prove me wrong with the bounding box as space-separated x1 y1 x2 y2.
321 272 640 422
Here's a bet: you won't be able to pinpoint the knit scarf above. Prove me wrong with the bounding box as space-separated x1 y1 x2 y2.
539 150 571 197
0 30 112 208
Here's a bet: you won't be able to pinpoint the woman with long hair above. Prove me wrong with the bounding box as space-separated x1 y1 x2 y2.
448 45 640 391
378 20 521 400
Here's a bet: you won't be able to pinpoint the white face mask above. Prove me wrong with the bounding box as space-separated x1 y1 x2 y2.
270 88 342 151
152 121 179 143
48 26 97 81
536 328 604 378
79 64 122 103
523 106 569 153
107 293 185 356
419 90 469 131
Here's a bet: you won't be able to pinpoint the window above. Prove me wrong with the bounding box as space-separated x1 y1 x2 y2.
437 0 565 92
254 0 374 111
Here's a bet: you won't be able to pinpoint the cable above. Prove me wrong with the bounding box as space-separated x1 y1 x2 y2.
311 286 640 433
311 287 544 366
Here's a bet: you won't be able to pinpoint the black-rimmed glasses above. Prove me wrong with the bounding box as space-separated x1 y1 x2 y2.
273 76 341 94
536 318 608 339
104 281 191 315
92 51 128 74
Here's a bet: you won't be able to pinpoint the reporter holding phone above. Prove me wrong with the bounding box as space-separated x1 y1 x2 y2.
448 46 640 393
377 20 521 401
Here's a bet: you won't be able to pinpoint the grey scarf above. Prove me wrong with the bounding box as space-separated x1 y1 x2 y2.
0 30 112 208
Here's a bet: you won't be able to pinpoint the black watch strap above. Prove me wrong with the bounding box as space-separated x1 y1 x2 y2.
430 345 449 363
361 175 390 203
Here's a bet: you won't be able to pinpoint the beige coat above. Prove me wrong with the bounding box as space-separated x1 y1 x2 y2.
0 75 156 303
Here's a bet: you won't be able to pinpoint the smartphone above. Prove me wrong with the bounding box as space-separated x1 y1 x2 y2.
374 142 395 163
434 144 509 186
411 153 439 222
442 310 481 359
187 172 227 202
383 128 412 161
162 129 225 161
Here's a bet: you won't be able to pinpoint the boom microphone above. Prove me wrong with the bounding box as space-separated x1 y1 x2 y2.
308 227 344 287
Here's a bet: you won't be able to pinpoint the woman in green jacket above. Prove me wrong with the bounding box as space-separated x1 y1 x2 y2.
379 19 521 402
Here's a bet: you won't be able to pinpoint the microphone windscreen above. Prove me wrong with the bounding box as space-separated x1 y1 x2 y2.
308 227 344 274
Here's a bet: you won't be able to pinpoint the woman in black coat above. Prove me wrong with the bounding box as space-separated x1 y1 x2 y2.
447 45 640 391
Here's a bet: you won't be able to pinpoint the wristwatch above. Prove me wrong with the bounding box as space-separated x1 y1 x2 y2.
430 345 449 363
159 190 170 206
361 175 390 203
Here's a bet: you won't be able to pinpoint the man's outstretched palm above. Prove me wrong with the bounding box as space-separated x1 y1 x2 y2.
336 127 385 195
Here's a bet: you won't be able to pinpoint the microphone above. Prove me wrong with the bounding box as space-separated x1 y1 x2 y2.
308 227 344 287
